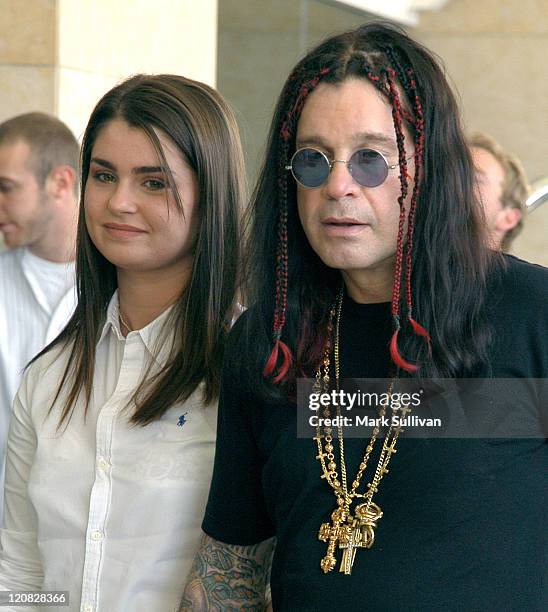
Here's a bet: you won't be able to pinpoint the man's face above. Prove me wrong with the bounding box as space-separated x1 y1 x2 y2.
471 146 504 229
471 146 520 249
0 139 55 249
295 78 413 291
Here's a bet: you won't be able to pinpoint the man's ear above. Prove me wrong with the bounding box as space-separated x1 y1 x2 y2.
45 165 77 201
495 207 521 232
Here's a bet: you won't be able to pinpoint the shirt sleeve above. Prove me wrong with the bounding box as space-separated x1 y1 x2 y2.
0 368 44 593
202 314 275 545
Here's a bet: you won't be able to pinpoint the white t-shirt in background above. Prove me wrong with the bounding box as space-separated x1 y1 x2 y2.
22 249 75 315
0 247 76 526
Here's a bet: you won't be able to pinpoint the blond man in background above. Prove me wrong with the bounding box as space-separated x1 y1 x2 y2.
0 112 79 523
470 132 529 251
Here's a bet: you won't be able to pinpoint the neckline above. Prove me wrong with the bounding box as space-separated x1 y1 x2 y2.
343 291 391 318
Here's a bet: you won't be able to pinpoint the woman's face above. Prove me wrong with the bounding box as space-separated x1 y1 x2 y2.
84 118 199 280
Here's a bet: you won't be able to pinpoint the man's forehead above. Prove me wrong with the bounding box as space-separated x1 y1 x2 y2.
296 130 397 150
472 146 504 176
0 138 33 164
0 139 37 183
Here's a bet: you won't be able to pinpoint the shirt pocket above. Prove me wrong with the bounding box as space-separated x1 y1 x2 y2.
121 391 218 484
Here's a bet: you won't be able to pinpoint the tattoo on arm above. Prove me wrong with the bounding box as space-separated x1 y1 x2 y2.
179 532 275 611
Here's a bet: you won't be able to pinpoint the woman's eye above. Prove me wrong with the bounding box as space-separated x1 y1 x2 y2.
143 178 166 191
93 171 116 183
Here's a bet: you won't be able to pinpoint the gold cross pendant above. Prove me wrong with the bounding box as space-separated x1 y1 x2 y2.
318 506 349 573
339 520 363 574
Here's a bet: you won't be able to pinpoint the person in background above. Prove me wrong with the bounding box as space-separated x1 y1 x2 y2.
0 74 244 611
0 113 79 523
469 131 529 251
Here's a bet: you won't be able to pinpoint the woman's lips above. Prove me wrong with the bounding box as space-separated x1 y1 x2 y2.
103 223 147 238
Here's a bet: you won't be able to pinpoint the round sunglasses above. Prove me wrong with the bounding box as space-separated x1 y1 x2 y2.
285 147 401 189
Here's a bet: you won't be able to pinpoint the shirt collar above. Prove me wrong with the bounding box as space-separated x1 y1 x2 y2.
98 291 175 367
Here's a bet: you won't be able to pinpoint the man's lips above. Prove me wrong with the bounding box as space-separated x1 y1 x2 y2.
321 217 368 236
0 222 16 233
322 217 365 226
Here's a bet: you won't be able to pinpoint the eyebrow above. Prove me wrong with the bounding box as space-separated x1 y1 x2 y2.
90 157 174 176
0 176 19 186
296 131 397 150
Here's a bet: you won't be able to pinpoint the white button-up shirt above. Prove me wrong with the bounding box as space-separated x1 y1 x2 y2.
0 293 217 611
0 248 76 524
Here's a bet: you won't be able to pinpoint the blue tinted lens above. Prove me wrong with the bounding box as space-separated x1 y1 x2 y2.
291 148 329 188
349 149 389 187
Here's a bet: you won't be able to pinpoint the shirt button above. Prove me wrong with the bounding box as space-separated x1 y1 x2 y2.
91 530 103 541
97 458 109 471
83 605 93 612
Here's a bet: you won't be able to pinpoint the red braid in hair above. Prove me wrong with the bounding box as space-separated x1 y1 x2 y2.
385 67 418 373
364 56 430 372
263 67 331 382
403 67 431 355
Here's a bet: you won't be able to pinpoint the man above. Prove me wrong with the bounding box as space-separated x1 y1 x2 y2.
181 24 547 611
0 112 79 520
470 132 529 251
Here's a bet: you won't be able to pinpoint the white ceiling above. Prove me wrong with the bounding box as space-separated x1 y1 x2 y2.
331 0 451 25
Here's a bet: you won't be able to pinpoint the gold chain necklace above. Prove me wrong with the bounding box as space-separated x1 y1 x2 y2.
119 311 133 334
313 287 412 575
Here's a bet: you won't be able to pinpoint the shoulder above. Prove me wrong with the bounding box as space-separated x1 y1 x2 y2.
486 254 548 376
222 306 268 395
18 343 71 405
487 254 548 313
499 254 547 297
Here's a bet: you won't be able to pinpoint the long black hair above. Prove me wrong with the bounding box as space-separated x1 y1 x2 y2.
242 22 499 400
32 74 245 426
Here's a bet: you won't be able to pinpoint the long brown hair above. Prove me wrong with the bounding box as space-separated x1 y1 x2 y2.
242 23 499 401
33 74 245 426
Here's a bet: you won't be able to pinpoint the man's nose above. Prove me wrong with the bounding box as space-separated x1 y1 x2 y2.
323 160 359 200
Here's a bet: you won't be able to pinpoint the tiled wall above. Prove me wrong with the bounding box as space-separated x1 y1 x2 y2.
0 0 56 119
0 0 219 140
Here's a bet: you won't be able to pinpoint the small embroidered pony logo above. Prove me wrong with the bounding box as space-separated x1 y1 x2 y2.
177 412 189 427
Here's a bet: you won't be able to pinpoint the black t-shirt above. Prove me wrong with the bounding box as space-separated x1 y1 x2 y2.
203 255 548 611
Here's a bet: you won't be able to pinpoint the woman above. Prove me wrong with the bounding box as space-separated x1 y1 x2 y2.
0 74 245 611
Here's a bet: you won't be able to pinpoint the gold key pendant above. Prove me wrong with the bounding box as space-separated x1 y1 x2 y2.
355 501 383 549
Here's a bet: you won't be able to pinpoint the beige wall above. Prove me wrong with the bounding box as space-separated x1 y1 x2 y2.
57 0 218 140
0 0 56 120
0 0 218 140
0 0 218 251
413 0 548 264
217 0 373 181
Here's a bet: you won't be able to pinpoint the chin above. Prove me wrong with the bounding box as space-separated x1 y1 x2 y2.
313 246 370 271
109 258 149 271
3 235 22 248
318 254 367 271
